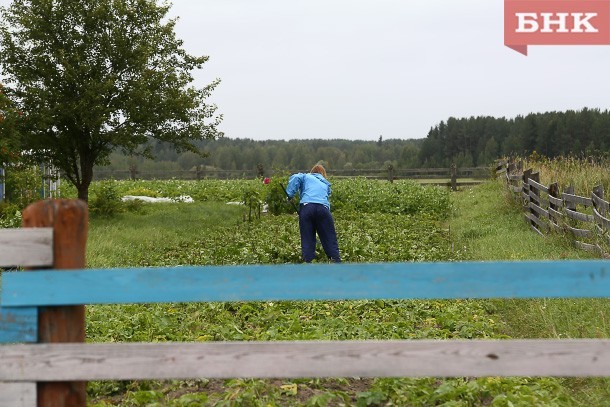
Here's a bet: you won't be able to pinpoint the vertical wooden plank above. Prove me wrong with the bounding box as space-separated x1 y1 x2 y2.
22 199 88 407
565 186 576 211
450 163 457 191
548 182 562 229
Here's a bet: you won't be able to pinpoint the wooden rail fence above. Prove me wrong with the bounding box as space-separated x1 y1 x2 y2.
496 160 610 256
3 199 610 406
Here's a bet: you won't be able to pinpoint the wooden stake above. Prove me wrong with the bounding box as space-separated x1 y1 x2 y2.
22 199 88 407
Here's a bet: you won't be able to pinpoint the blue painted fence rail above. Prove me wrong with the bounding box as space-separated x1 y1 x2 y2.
1 260 610 307
0 307 38 343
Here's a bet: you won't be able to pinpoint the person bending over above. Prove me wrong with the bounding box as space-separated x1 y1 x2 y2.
286 164 341 263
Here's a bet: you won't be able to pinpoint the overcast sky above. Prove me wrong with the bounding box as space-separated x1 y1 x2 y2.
166 0 610 140
4 1 610 140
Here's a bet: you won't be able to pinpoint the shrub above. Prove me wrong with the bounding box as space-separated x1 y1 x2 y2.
89 181 124 217
0 202 22 228
265 175 295 215
3 164 43 210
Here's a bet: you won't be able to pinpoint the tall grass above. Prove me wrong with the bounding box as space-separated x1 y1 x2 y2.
451 178 610 406
519 153 610 196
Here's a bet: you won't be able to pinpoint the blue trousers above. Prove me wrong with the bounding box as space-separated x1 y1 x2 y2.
298 203 341 263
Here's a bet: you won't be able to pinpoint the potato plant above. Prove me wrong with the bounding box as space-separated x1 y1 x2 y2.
85 178 570 406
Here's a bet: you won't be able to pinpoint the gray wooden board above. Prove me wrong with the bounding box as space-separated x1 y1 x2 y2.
0 382 36 407
592 192 610 213
565 208 594 223
525 212 548 230
593 207 610 230
528 178 549 194
529 202 549 218
3 340 610 379
548 194 564 207
548 206 563 221
574 241 600 253
0 228 53 267
565 225 592 238
528 191 549 209
562 193 593 207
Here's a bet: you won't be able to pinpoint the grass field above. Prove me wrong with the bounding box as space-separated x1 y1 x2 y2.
4 174 609 405
66 177 607 406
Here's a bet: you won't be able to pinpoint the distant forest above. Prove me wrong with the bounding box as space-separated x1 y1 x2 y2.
100 108 610 174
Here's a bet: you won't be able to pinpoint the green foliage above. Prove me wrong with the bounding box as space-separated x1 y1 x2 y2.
332 178 451 218
0 0 222 201
265 175 294 215
124 187 160 198
89 180 124 218
2 164 42 209
0 201 21 228
242 185 262 222
80 177 609 405
0 83 23 165
521 154 610 196
420 108 610 167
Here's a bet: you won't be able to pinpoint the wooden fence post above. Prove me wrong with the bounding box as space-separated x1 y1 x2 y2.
22 199 88 407
522 169 532 209
450 164 457 191
129 164 138 180
548 182 562 231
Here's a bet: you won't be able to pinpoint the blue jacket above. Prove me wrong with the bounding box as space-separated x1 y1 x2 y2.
286 173 332 209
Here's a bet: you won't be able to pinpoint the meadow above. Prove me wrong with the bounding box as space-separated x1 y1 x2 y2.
25 172 610 405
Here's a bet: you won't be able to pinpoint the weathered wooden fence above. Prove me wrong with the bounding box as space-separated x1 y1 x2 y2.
3 199 610 406
496 161 610 256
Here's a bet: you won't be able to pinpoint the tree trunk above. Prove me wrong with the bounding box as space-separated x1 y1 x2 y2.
76 155 95 203
76 183 89 203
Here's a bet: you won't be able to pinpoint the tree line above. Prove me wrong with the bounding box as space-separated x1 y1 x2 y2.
99 137 425 174
101 107 610 175
419 108 610 168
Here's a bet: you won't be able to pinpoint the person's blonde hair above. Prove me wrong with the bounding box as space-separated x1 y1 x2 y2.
310 164 327 178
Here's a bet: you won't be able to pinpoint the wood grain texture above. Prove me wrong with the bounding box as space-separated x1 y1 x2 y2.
0 228 53 267
527 178 549 194
548 206 563 221
593 207 610 231
565 208 594 223
0 307 37 344
565 225 592 238
524 212 548 231
4 260 610 306
22 199 88 407
548 194 564 207
592 191 610 213
562 193 593 207
0 382 36 407
2 340 610 380
574 241 601 254
529 202 549 218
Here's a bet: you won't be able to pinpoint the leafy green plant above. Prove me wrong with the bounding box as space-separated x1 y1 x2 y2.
242 186 262 222
265 174 295 215
89 180 124 217
0 201 21 228
82 177 608 406
2 164 42 209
